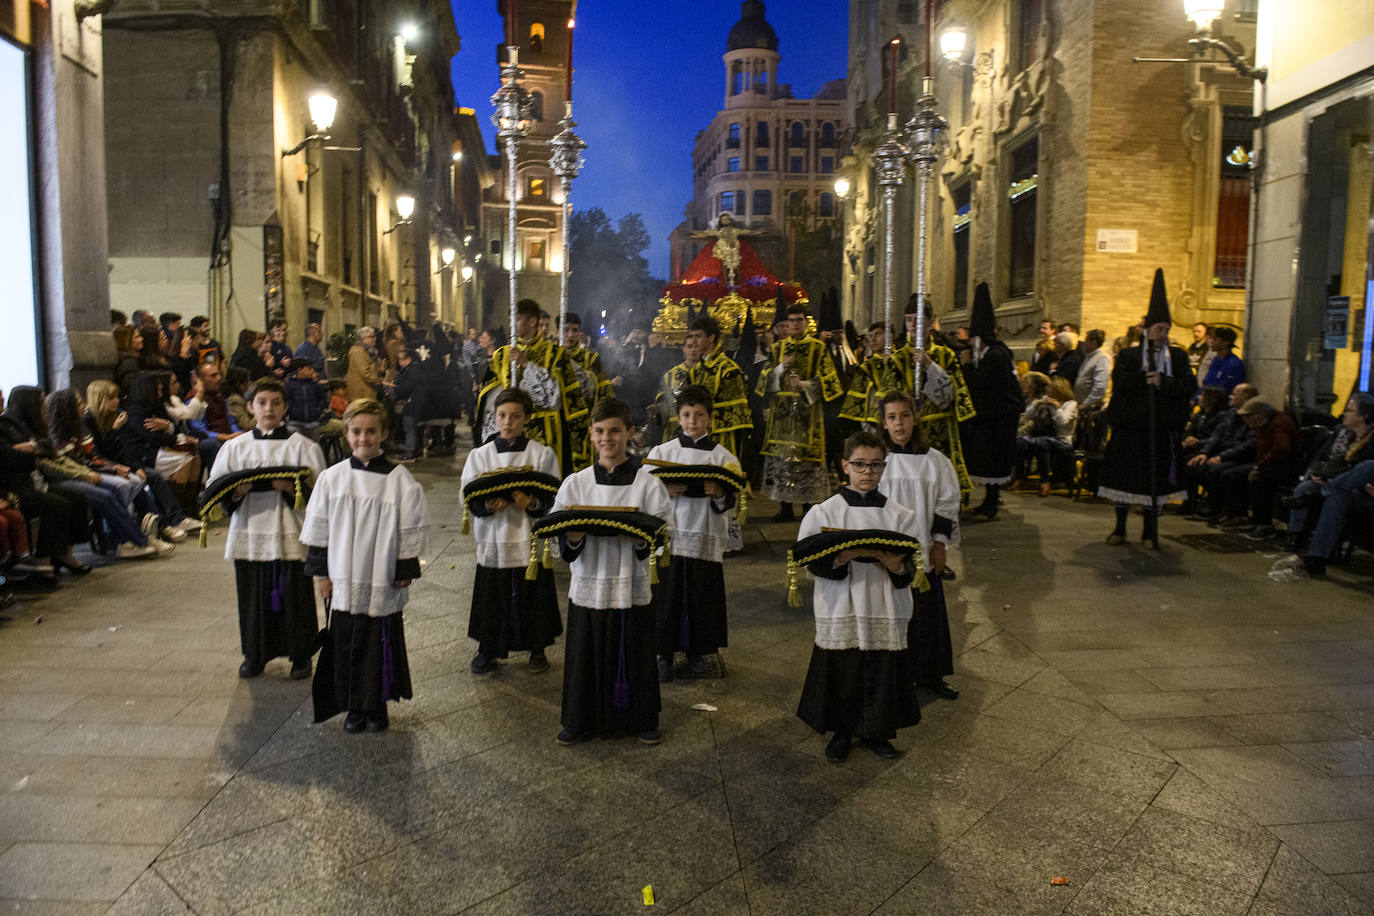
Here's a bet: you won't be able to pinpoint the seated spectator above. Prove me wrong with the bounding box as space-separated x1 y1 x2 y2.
187 361 242 468
45 389 176 555
113 325 143 395
122 373 202 499
327 379 348 417
1016 374 1078 496
1280 393 1374 552
1290 459 1374 576
187 315 224 368
0 388 86 576
230 328 270 380
1218 400 1301 538
224 366 255 432
1200 327 1245 394
267 318 293 378
1048 331 1083 385
111 310 128 330
294 322 326 374
285 363 342 440
85 380 200 541
1182 387 1229 464
1185 383 1259 520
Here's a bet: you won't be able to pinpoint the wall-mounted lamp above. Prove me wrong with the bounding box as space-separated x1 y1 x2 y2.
281 91 358 157
1135 1 1266 82
939 26 967 62
384 194 416 234
441 247 457 267
833 177 852 199
398 22 419 44
460 265 474 282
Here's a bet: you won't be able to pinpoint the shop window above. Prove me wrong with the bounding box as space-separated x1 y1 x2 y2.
0 37 40 392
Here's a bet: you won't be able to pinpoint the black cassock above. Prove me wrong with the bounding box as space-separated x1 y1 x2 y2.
1099 344 1196 506
909 576 954 684
234 560 319 665
469 564 563 657
655 556 728 658
960 341 1024 485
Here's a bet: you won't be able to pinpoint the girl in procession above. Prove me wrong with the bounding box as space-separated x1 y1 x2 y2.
300 398 427 733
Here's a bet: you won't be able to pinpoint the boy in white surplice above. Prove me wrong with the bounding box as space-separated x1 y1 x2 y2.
300 399 427 733
795 429 922 764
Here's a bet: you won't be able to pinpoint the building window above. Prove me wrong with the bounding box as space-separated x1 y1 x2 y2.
896 0 918 24
787 190 804 214
754 69 768 93
1015 0 1044 71
529 91 544 121
1007 136 1038 298
529 22 545 53
755 156 769 171
756 121 769 147
728 157 740 173
820 156 835 174
528 176 547 199
490 238 502 257
819 192 835 218
789 156 804 173
820 122 836 147
789 122 805 147
952 181 971 312
527 239 545 270
720 191 736 214
727 122 740 148
1215 106 1252 289
753 189 772 216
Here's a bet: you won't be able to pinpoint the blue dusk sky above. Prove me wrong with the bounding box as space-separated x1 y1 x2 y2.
448 0 850 280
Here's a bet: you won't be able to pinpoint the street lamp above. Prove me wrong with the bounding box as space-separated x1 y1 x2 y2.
938 26 967 62
281 91 338 157
1181 0 1224 32
383 194 415 234
441 247 456 267
398 22 419 44
833 176 851 199
460 265 474 282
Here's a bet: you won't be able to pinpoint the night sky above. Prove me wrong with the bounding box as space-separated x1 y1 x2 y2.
448 0 850 281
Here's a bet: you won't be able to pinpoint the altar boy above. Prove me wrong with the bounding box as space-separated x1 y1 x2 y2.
459 388 563 674
208 377 325 680
796 429 922 763
553 398 674 745
300 399 427 732
646 385 739 680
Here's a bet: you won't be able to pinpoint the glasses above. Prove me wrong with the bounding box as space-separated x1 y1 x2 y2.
847 460 886 473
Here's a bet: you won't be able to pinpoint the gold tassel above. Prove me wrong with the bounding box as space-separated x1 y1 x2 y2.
542 537 554 569
525 537 540 580
294 477 306 511
649 544 660 585
461 504 471 535
199 523 209 550
208 503 224 523
913 547 930 593
786 550 802 608
737 487 749 525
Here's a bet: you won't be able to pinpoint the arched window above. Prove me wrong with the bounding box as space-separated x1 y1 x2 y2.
820 122 836 147
731 62 743 96
789 121 805 148
529 22 545 53
529 90 544 122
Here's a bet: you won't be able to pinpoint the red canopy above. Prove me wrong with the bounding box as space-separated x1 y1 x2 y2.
661 239 807 306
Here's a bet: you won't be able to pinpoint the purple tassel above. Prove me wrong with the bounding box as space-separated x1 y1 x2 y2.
380 616 396 702
612 610 630 710
269 561 284 614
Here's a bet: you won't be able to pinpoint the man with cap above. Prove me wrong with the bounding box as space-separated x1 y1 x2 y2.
1200 326 1245 394
958 283 1023 519
1217 398 1301 538
1099 269 1197 546
756 302 843 521
558 312 613 469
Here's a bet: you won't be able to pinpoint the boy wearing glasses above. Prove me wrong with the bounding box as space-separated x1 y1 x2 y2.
795 430 922 763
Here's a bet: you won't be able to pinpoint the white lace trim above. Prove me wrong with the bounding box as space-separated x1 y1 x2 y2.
968 474 1014 485
225 530 308 562
670 530 725 563
1097 486 1184 508
477 540 537 570
569 573 650 609
814 616 907 652
332 582 408 617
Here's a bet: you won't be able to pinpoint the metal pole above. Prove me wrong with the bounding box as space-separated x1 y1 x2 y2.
507 135 518 386
549 101 586 342
491 45 531 388
907 76 947 406
873 112 909 361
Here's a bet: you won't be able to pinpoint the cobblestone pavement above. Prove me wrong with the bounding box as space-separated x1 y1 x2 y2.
1 450 1373 914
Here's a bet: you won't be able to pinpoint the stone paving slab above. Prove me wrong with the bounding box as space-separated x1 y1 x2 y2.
0 453 1371 913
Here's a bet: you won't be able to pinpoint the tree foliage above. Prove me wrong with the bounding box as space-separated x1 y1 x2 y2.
569 208 663 333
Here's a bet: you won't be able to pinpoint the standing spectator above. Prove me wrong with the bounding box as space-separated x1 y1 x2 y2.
188 316 224 367
111 310 128 329
267 319 293 378
1033 318 1056 364
345 326 383 402
389 347 425 461
1188 322 1210 370
294 322 326 374
1200 327 1245 394
1074 329 1111 410
230 329 270 380
286 363 341 441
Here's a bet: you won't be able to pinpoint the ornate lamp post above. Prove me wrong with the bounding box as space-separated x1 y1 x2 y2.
875 38 909 359
491 46 534 385
905 76 947 397
548 19 586 342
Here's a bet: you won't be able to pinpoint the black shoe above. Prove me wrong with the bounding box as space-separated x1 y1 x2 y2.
940 567 956 581
656 657 673 683
686 655 707 676
289 660 311 680
1302 556 1327 576
824 733 852 764
970 504 998 521
344 712 366 733
1244 525 1278 541
1105 532 1126 545
365 711 389 732
639 729 663 745
770 508 795 523
861 738 900 759
528 652 549 673
238 659 264 678
921 680 960 700
471 653 496 675
55 557 93 575
556 727 587 746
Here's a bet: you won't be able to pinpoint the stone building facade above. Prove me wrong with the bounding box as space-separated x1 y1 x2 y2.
103 0 467 356
841 0 1256 352
671 0 847 289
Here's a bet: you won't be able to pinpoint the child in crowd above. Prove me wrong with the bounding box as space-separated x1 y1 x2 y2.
796 429 922 763
208 377 325 679
646 385 739 680
328 380 349 418
285 363 342 440
553 398 673 746
459 388 563 674
300 399 426 733
878 392 960 700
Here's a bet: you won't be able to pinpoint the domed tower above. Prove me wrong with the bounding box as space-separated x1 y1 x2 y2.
723 0 779 109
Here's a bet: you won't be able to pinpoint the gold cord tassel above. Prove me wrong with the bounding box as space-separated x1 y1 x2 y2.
737 487 749 525
913 547 930 593
294 477 306 511
207 503 224 523
649 543 660 585
525 537 540 580
199 520 209 549
461 504 471 535
786 550 802 608
542 537 555 569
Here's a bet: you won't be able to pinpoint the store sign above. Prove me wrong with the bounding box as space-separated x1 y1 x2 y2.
1095 229 1138 253
1324 296 1349 351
